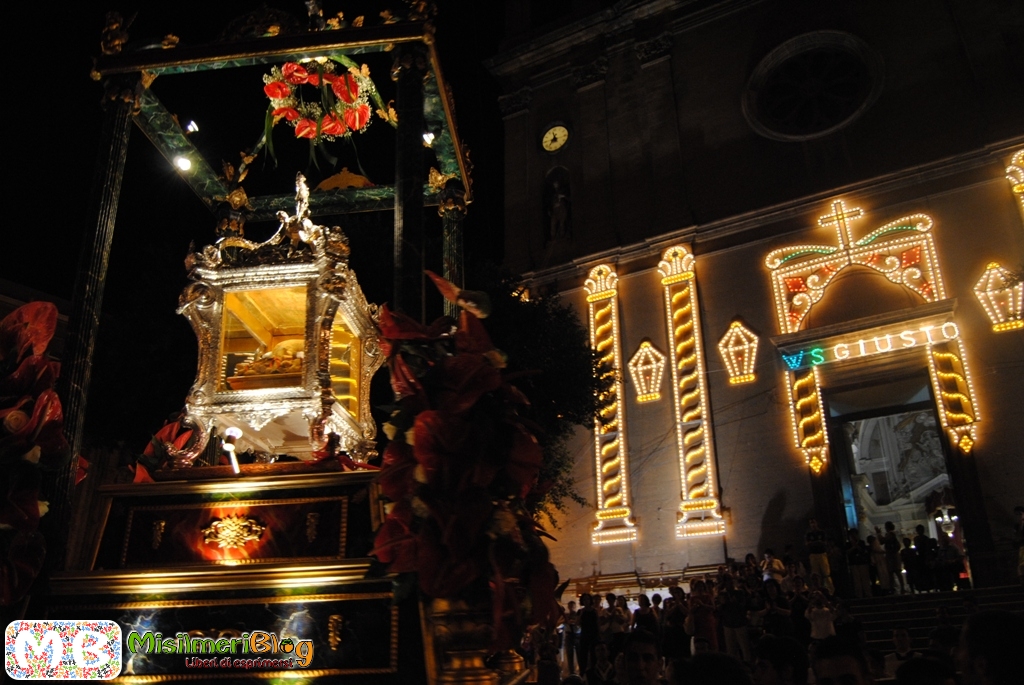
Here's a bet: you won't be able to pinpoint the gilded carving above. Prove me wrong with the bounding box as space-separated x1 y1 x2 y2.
202 514 265 550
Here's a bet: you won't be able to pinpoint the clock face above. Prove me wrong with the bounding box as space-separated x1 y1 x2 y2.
541 125 569 152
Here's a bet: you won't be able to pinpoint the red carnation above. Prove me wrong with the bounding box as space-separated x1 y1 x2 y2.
281 62 309 85
332 73 360 103
320 113 346 136
263 81 291 99
344 103 371 132
295 118 318 139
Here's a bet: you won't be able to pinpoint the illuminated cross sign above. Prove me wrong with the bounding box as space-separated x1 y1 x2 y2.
780 321 960 370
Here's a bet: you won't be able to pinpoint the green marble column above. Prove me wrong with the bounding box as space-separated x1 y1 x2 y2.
48 92 133 571
393 42 428 320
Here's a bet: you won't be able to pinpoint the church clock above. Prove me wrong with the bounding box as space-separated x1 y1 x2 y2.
541 123 570 152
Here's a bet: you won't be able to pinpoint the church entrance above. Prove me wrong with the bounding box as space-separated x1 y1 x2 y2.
822 372 970 592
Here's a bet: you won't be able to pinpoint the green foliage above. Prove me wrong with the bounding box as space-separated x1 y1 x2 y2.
475 267 608 518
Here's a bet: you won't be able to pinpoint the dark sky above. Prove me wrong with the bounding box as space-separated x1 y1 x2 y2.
10 1 506 445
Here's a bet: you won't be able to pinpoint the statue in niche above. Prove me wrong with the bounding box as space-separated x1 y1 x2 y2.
544 167 572 242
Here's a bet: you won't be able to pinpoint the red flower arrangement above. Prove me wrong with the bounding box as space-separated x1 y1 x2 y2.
370 273 561 650
0 302 70 606
262 56 397 146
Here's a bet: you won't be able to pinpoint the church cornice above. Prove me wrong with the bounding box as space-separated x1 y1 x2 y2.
486 0 761 80
523 137 1024 287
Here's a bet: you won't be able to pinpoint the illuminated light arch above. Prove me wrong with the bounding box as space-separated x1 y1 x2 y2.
585 264 636 545
1007 149 1024 212
718 320 759 384
765 200 945 334
658 245 725 538
628 340 666 403
974 262 1023 332
770 199 982 470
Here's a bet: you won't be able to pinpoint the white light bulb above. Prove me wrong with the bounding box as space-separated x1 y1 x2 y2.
174 156 192 171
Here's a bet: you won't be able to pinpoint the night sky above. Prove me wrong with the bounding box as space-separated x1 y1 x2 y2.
10 1 506 447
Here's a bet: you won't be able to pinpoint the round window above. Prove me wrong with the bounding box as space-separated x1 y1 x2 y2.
743 31 883 142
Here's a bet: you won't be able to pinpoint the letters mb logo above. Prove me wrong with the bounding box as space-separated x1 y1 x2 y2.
5 620 122 680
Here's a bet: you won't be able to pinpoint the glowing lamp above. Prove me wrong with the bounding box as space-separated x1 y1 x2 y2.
973 262 1023 332
422 131 435 146
174 156 192 171
717 320 759 384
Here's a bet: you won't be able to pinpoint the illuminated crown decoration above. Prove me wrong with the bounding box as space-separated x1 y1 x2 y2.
974 262 1023 332
765 200 945 334
584 264 636 545
658 245 724 538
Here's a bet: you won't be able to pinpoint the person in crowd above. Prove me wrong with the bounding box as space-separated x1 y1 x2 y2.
805 519 835 594
608 595 630 658
900 537 920 594
867 534 891 593
810 636 872 685
632 593 659 636
846 529 872 599
754 635 809 685
599 593 616 647
805 592 836 643
578 593 599 674
884 626 922 678
787 576 811 646
959 610 1024 685
720 576 753 663
913 525 937 592
762 548 787 584
650 593 663 625
935 534 962 591
882 522 905 593
832 600 864 649
687 579 718 652
620 630 660 685
585 642 616 685
661 586 689 661
563 599 579 676
537 638 562 685
762 579 794 637
895 657 956 685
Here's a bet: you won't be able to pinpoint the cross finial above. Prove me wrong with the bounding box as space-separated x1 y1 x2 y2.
818 199 864 249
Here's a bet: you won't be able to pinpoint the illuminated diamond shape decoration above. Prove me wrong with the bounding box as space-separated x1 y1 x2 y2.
717 320 759 385
958 434 974 454
628 340 666 402
202 514 265 549
808 453 824 474
973 262 1023 333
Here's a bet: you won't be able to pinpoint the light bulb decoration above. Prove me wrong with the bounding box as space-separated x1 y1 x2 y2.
627 340 666 402
973 262 1023 332
766 200 946 334
223 426 243 474
785 366 828 474
658 246 725 538
718 320 759 384
927 339 979 453
585 264 637 545
1007 149 1024 212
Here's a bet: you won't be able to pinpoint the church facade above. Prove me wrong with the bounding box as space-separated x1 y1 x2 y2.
488 0 1024 588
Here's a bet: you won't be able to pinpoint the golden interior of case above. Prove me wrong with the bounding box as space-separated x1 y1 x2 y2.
330 318 360 421
220 286 307 391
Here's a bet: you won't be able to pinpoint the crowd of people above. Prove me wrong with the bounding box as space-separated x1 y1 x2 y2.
517 518 1005 685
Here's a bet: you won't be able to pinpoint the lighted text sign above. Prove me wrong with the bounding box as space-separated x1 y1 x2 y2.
780 321 960 371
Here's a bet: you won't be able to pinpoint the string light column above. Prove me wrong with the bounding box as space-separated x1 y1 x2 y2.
585 265 636 545
658 246 725 538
